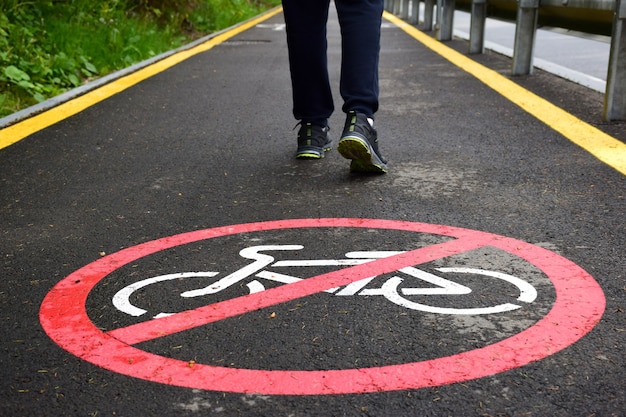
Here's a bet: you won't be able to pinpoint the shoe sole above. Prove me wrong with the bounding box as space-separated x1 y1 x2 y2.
337 136 388 173
296 142 332 160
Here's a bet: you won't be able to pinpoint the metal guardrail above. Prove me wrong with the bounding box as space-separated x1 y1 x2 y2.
459 0 615 35
384 0 626 121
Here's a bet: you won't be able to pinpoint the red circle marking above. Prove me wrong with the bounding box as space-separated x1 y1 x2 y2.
40 218 605 395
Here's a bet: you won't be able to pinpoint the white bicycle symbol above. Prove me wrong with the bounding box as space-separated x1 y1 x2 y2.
112 245 538 319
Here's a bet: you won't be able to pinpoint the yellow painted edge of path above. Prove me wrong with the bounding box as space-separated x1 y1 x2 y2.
0 6 283 150
384 12 626 177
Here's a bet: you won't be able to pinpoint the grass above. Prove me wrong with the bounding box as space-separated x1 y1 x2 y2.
0 0 281 118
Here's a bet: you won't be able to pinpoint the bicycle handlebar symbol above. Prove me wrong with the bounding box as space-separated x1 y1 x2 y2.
112 245 538 319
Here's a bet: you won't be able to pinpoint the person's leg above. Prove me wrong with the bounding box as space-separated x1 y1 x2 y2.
334 0 384 119
335 0 386 173
282 0 333 127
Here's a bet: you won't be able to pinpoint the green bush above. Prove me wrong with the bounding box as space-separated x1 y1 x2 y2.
0 0 280 118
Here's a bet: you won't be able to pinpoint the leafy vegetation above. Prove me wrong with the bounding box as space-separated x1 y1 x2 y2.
0 0 280 118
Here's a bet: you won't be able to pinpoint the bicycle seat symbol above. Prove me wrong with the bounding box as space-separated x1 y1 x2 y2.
112 245 538 319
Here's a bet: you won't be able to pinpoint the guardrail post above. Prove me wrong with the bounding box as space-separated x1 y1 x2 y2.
409 0 420 24
436 0 456 41
512 0 539 75
424 0 436 30
604 0 626 120
469 0 487 53
386 0 394 13
401 0 410 19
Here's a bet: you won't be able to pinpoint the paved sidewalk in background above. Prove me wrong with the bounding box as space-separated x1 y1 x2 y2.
452 9 611 91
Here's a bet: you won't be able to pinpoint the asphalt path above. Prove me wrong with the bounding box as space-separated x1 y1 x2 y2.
1 6 625 417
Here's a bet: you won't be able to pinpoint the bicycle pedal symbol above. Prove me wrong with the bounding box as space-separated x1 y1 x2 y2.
113 245 538 319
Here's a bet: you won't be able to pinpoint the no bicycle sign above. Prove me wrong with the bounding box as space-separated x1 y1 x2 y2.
40 218 605 395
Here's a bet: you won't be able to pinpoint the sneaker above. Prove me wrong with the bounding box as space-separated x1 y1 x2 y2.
295 122 332 159
337 111 388 173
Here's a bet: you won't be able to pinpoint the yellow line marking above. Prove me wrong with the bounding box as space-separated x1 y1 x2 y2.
0 7 283 150
383 12 626 176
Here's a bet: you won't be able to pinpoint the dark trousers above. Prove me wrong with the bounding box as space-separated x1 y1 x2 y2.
282 0 383 126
